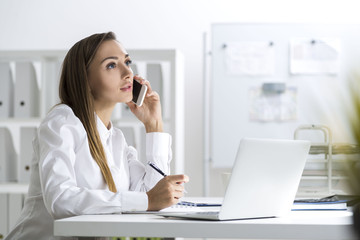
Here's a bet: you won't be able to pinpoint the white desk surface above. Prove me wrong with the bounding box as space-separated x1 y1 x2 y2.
54 208 357 239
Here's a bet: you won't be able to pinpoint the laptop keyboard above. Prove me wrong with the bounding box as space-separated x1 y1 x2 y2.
188 211 219 215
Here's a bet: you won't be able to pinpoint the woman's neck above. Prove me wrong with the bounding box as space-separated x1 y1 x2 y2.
94 102 115 130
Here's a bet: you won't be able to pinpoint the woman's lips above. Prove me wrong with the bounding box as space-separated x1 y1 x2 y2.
120 85 132 91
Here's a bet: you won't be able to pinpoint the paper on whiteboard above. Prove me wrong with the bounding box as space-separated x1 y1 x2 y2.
225 41 275 76
290 38 340 75
249 87 297 122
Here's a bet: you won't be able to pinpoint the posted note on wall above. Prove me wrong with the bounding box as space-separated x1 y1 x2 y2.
225 41 275 76
290 38 341 75
249 86 297 122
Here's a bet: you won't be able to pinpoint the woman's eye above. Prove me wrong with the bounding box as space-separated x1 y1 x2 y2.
126 60 132 67
106 62 116 69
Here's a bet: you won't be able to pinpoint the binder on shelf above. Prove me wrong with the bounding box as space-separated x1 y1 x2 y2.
146 63 163 107
14 62 40 118
8 193 24 231
0 62 14 118
146 63 163 95
0 127 17 182
43 60 62 114
161 61 171 120
19 127 37 183
0 193 8 237
148 61 171 120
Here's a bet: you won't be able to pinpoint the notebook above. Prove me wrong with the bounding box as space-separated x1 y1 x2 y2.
158 138 311 220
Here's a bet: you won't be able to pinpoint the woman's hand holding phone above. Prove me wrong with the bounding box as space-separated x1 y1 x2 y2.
126 75 163 133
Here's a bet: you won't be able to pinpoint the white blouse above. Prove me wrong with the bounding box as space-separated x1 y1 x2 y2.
5 104 172 240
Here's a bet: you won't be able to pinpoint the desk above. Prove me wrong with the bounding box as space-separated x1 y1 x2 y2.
54 210 356 239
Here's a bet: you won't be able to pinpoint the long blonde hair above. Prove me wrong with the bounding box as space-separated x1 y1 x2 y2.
59 32 117 192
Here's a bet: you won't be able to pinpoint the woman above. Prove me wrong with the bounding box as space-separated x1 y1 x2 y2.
5 32 188 240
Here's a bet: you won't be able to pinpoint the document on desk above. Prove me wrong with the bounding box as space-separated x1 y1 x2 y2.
292 197 348 211
122 199 222 214
292 202 347 211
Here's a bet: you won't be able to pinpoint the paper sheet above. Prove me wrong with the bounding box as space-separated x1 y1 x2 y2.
225 41 275 76
290 38 341 75
249 86 297 122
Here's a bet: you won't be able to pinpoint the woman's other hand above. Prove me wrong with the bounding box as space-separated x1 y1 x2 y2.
146 174 189 211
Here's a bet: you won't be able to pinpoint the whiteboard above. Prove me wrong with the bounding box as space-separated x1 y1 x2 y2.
210 23 360 168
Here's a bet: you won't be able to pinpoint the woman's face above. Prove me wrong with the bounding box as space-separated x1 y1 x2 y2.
88 40 134 106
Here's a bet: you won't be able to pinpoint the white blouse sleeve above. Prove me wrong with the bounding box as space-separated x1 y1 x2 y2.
37 108 126 219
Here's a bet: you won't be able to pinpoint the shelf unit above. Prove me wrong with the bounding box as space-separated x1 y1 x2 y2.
294 124 360 197
0 183 28 239
0 49 184 237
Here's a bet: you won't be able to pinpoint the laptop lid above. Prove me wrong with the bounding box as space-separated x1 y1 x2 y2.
218 138 310 220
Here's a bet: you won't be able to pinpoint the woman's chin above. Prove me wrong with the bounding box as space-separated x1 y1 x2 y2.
119 96 133 104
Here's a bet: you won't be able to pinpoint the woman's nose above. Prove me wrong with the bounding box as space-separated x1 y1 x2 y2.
120 64 133 82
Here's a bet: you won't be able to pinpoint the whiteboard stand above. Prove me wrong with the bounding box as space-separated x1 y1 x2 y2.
203 31 212 197
292 124 360 197
294 124 333 194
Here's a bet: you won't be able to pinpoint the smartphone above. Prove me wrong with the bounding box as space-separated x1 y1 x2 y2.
132 79 148 106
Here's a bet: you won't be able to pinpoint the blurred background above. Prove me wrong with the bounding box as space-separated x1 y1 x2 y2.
1 0 360 198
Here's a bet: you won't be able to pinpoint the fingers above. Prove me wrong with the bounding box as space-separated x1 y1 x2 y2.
172 183 185 199
166 174 190 184
160 175 188 197
146 174 189 210
173 182 185 192
166 175 188 198
126 101 136 111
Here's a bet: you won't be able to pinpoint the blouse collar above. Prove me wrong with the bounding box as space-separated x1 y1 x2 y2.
96 114 113 142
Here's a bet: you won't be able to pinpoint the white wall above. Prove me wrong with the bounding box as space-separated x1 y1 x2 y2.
1 0 359 196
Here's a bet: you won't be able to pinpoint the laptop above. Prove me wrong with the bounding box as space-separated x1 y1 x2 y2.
158 138 311 220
